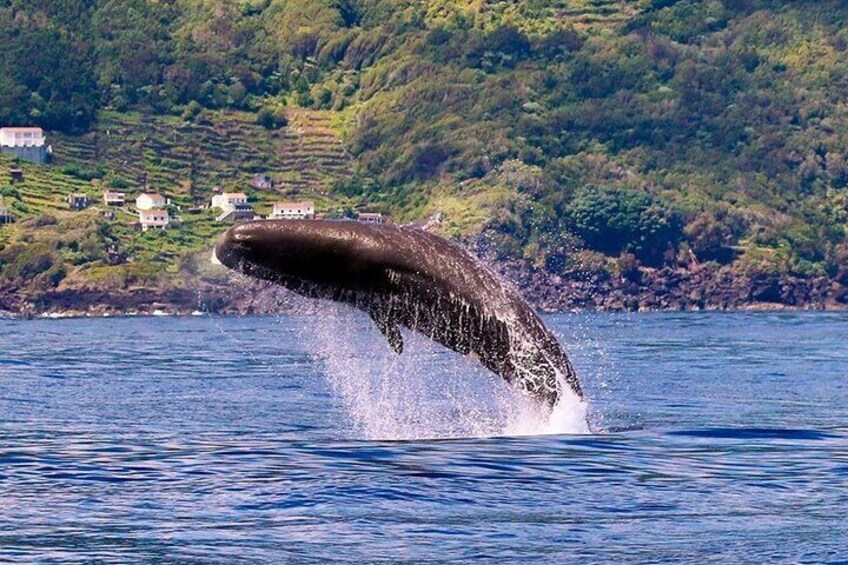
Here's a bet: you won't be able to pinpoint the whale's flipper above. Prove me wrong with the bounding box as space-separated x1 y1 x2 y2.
370 307 404 354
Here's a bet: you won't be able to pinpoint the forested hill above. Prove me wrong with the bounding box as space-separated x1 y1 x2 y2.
2 1 848 313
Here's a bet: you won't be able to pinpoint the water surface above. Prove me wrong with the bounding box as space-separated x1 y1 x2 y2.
1 313 846 562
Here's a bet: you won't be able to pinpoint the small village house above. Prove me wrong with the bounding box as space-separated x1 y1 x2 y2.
0 204 14 225
358 212 386 223
212 192 254 222
67 193 90 211
9 168 24 182
211 192 248 212
216 204 255 222
0 127 51 163
0 127 44 147
270 201 315 220
0 204 13 224
103 191 126 206
136 193 167 211
251 174 274 190
139 208 169 231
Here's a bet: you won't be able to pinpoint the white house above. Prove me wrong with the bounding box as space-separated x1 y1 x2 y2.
0 127 50 163
136 193 167 211
0 127 45 147
211 192 248 212
139 208 169 231
270 200 315 220
103 191 126 206
216 204 256 223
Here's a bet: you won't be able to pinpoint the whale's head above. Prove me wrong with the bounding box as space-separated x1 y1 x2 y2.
215 220 373 289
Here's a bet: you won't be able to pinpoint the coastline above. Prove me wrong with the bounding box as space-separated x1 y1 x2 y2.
3 262 847 319
4 303 845 321
508 263 848 314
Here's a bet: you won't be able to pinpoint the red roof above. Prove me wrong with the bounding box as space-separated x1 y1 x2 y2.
0 127 43 133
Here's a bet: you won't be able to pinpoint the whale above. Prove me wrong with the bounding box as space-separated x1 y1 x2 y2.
215 219 583 410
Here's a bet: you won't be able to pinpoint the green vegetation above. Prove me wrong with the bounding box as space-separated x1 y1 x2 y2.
565 186 682 265
3 0 848 303
0 107 357 294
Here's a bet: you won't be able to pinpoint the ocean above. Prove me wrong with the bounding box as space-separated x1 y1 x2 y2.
1 312 846 562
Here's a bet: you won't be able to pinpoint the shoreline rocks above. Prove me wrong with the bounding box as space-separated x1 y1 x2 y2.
2 262 847 319
501 261 848 313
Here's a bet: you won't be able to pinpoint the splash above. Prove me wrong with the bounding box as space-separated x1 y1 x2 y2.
302 303 589 440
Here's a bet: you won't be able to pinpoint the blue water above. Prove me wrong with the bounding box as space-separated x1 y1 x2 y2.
1 313 847 562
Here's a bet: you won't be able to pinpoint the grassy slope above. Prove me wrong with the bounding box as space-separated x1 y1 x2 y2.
0 108 357 298
4 1 848 311
346 1 848 277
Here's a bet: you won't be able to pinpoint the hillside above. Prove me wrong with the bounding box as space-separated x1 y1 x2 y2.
3 0 848 314
0 107 363 314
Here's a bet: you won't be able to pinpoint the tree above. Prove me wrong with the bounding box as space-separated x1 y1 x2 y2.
566 187 682 265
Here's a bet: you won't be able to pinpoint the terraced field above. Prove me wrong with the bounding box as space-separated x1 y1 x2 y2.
0 154 98 220
464 0 646 33
556 0 647 29
51 109 355 207
1 107 359 288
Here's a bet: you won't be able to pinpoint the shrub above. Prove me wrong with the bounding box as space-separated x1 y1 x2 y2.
41 264 67 287
0 243 58 282
485 26 531 59
61 164 105 181
1 185 21 199
684 211 738 264
565 186 682 265
181 100 203 122
32 215 58 228
256 106 289 129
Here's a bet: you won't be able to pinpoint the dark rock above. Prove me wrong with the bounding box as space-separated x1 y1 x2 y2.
750 275 782 303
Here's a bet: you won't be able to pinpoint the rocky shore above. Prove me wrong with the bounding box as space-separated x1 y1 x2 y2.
503 261 848 313
0 282 300 319
3 260 848 319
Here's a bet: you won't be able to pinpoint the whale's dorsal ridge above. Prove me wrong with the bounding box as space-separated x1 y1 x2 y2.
215 219 584 408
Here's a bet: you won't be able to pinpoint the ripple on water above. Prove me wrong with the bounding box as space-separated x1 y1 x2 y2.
1 313 847 562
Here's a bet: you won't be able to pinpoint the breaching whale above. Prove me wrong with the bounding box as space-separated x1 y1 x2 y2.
215 220 583 410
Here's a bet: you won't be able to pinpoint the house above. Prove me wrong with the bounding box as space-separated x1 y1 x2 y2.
139 208 169 231
251 174 274 190
212 192 253 222
270 200 315 220
211 192 248 212
358 212 386 223
9 168 23 182
216 203 256 222
67 193 90 211
103 191 126 206
0 127 51 163
136 193 167 210
0 127 45 147
0 204 13 225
